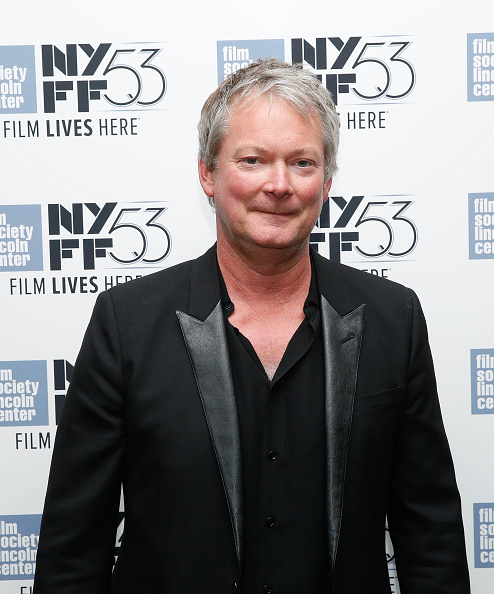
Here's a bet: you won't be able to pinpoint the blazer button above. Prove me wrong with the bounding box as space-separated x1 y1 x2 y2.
233 581 239 593
266 516 275 527
263 585 273 594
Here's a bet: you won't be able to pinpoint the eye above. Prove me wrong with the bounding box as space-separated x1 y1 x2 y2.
244 157 259 165
296 160 311 168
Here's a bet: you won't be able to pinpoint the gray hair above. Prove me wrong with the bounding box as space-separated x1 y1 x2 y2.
198 58 340 204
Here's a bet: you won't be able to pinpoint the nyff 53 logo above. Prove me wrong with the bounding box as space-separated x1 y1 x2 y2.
292 36 415 105
41 43 166 113
48 202 172 271
310 195 418 263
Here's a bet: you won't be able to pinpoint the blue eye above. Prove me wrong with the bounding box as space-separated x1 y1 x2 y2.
297 160 310 167
245 157 258 165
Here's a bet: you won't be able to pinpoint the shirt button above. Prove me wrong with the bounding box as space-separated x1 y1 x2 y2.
266 516 275 527
263 585 273 594
222 300 233 310
267 450 277 461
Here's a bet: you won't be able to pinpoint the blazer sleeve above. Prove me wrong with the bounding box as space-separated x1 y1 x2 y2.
387 290 470 593
34 290 126 594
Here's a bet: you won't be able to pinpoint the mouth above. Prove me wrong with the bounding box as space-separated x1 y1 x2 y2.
256 209 295 216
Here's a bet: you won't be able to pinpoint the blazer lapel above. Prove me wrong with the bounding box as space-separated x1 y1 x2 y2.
320 296 366 571
177 246 365 574
176 247 243 569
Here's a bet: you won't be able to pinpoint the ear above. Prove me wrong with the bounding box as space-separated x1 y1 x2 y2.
198 160 216 199
323 177 332 202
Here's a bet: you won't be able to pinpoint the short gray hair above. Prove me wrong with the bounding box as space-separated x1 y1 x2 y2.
198 58 340 201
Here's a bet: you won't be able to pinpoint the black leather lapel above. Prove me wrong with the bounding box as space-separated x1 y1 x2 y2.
176 302 243 568
321 296 365 571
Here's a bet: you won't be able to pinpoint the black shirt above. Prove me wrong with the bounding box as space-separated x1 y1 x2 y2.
220 268 329 594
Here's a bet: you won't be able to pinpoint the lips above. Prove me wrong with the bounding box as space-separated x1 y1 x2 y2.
255 209 295 216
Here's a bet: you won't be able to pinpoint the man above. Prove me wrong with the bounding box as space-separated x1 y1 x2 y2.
34 59 469 593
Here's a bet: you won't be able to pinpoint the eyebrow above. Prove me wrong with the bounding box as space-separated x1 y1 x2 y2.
232 145 322 158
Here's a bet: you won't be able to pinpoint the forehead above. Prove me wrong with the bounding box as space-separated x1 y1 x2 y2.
222 95 323 146
229 92 317 125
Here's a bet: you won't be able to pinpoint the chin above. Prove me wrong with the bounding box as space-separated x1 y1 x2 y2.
249 233 304 251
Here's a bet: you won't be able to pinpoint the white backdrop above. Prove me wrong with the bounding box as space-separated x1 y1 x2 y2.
1 1 493 592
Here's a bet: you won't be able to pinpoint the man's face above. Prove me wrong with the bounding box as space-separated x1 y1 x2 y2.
199 95 332 256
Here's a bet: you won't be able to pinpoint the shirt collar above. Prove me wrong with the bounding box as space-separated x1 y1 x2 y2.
217 254 320 327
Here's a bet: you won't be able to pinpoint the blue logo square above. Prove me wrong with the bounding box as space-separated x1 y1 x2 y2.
0 514 41 580
217 39 285 84
467 34 494 102
0 205 43 271
471 349 494 414
0 361 49 426
474 504 494 567
468 193 494 259
0 45 37 113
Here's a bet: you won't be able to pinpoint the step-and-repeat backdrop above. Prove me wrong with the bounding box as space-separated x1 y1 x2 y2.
1 1 493 592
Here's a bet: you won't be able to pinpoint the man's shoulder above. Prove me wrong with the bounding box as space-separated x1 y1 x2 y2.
101 246 216 310
312 249 414 314
109 258 193 297
318 254 409 290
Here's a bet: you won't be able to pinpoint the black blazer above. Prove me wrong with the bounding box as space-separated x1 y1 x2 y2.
34 246 469 594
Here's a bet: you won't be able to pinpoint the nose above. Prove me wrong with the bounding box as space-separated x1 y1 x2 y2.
263 162 294 199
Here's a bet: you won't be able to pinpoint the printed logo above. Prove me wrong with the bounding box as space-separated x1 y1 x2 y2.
291 36 415 106
474 504 494 567
309 195 418 264
0 43 166 116
471 349 494 414
40 43 166 114
217 40 285 83
467 34 494 101
53 359 73 424
0 46 37 114
5 202 168 296
217 36 416 107
0 206 43 271
0 361 48 427
47 201 172 271
469 193 494 259
0 515 40 580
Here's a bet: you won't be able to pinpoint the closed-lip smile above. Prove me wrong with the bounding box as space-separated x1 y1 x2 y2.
256 209 294 216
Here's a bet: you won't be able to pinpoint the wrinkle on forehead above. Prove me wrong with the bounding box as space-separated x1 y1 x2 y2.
229 90 316 127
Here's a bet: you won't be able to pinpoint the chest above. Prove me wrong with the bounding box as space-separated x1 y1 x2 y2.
229 307 305 379
226 323 328 592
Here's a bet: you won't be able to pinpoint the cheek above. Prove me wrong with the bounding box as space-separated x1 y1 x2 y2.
228 173 261 198
299 180 325 206
214 178 249 224
215 177 260 211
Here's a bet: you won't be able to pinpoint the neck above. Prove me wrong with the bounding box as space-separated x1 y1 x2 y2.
217 237 312 306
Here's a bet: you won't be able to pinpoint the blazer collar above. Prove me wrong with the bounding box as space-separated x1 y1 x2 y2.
178 246 365 574
312 249 366 570
176 244 243 568
187 244 224 320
